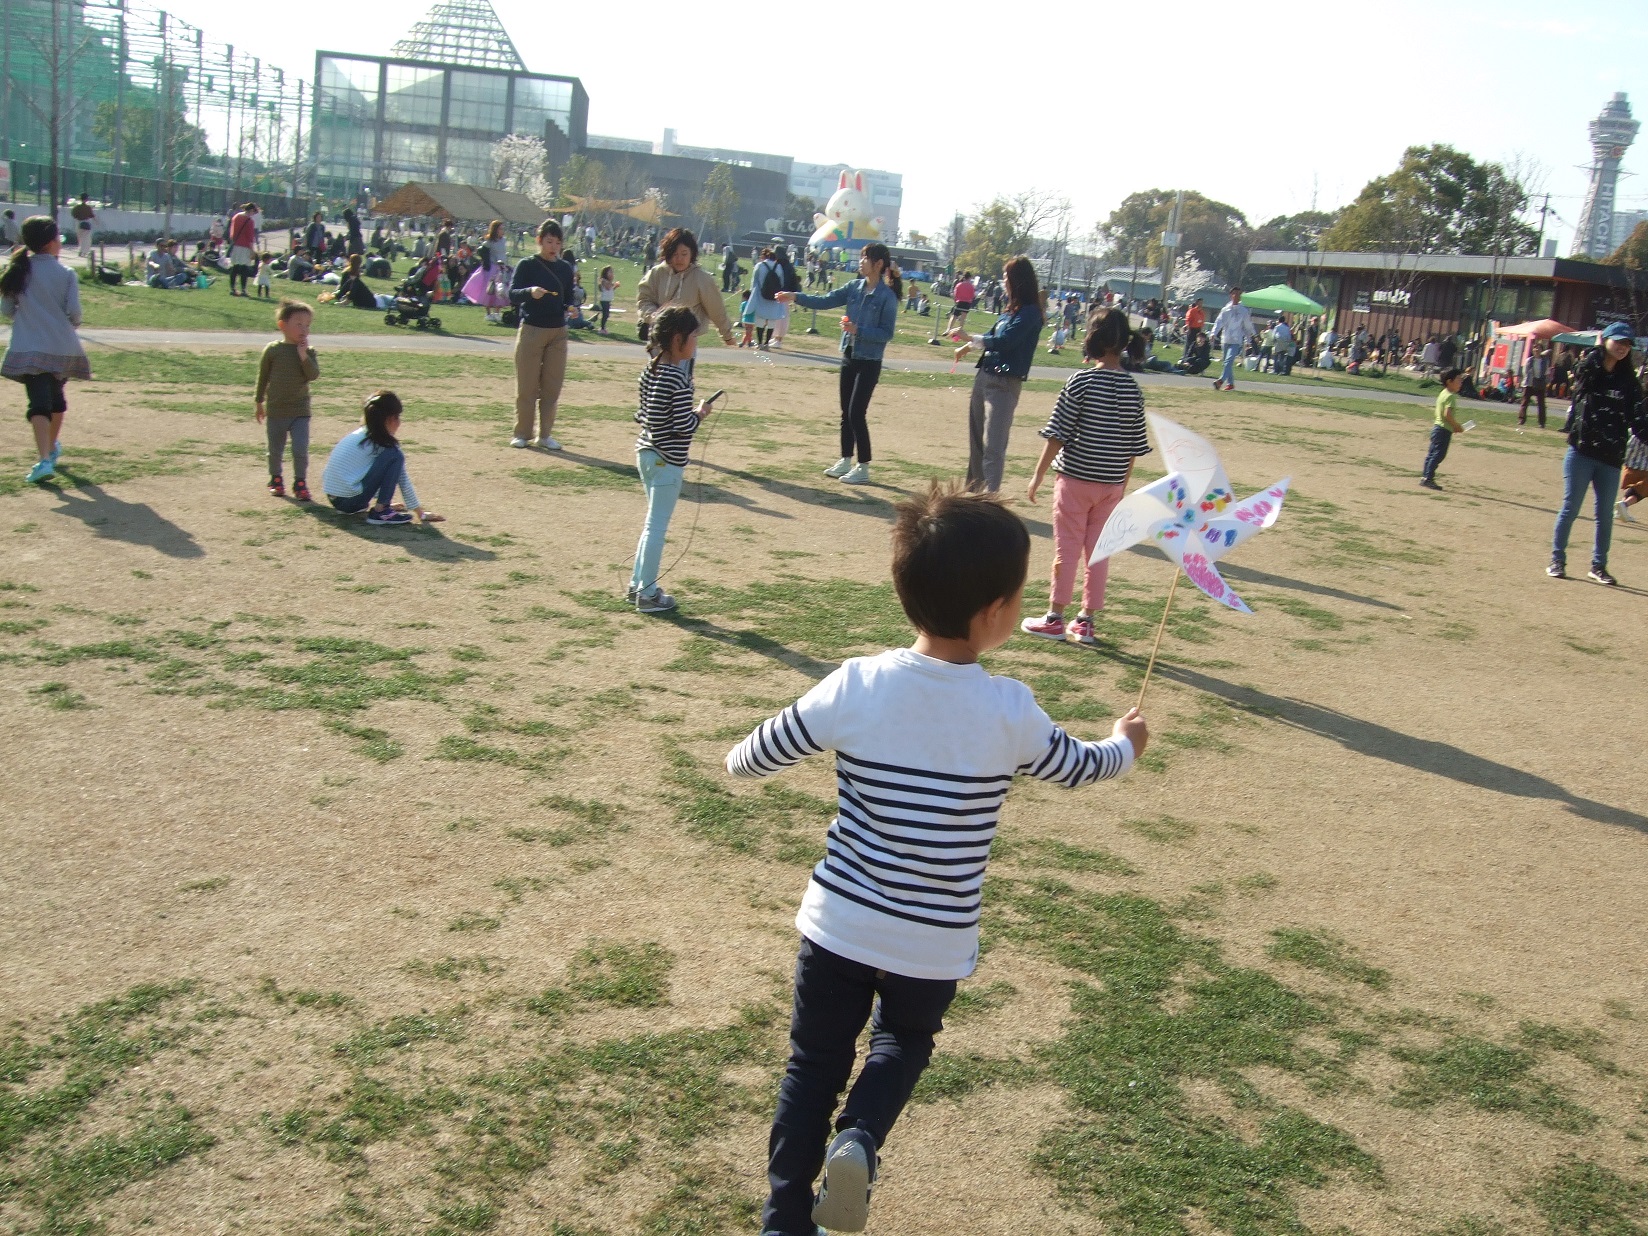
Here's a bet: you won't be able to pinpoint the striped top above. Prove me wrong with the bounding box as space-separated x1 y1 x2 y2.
726 648 1134 979
321 427 420 510
634 362 700 467
1039 367 1150 484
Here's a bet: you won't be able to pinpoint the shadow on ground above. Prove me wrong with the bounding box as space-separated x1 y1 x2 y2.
47 480 204 558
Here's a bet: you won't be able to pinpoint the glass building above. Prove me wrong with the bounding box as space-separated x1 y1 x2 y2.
311 51 586 197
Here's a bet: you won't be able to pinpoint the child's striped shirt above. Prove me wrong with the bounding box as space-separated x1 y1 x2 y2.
1040 367 1150 484
634 362 700 466
726 649 1134 979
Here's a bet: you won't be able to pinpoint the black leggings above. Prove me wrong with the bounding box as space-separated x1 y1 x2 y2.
16 373 67 417
838 357 881 463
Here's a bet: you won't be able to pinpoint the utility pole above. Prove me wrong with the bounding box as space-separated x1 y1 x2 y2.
111 0 126 205
1159 189 1184 308
1534 193 1554 255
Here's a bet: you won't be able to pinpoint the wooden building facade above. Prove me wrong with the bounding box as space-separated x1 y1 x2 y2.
1245 251 1648 344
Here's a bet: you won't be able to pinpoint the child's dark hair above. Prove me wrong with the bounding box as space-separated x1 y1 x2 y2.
276 298 311 324
1440 366 1463 384
0 217 61 298
891 481 1030 640
648 306 699 370
1084 307 1132 360
362 389 402 449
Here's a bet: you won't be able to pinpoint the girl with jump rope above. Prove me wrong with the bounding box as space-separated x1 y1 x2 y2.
628 305 725 614
2 216 91 485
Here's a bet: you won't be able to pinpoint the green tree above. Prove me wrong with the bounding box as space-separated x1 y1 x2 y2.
1250 210 1341 252
957 199 1018 277
92 97 209 181
556 153 607 205
1098 190 1250 284
1320 145 1536 256
695 163 741 244
1605 220 1648 270
779 192 817 234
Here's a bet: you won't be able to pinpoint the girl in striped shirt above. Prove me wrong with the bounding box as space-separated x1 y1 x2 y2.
629 306 719 614
1023 308 1152 645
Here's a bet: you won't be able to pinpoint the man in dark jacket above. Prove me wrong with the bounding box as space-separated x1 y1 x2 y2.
1550 322 1648 584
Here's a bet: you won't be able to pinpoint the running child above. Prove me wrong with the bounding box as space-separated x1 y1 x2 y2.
1 216 91 484
320 390 443 525
726 481 1147 1236
255 300 320 500
597 265 618 335
1419 367 1466 490
628 306 718 614
1022 308 1152 646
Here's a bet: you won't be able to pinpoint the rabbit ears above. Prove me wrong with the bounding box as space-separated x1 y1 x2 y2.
837 171 866 192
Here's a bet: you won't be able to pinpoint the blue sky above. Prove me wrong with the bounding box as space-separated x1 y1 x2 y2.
150 0 1646 251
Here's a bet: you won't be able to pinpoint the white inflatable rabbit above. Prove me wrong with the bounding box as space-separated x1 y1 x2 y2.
808 170 885 249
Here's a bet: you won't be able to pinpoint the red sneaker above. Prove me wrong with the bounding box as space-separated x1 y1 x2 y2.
1020 612 1066 641
1069 614 1097 644
292 479 312 502
267 477 285 497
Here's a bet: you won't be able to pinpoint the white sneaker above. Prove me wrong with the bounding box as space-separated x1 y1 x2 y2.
823 457 854 478
812 1129 876 1232
510 437 529 449
1617 499 1635 523
539 436 562 451
839 463 871 485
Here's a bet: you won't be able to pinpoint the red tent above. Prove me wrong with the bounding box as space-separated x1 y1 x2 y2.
1496 318 1578 339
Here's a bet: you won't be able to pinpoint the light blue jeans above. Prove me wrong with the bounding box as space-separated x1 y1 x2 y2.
1219 344 1243 387
631 448 685 597
1551 447 1620 571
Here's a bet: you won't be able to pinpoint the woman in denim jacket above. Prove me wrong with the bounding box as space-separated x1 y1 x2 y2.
952 256 1045 493
779 242 901 486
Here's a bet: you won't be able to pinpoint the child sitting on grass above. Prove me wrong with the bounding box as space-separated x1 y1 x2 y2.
1419 367 1466 491
628 306 719 613
255 300 319 500
726 481 1147 1236
320 389 443 526
1022 308 1152 646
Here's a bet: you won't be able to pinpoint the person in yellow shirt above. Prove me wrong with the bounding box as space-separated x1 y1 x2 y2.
1420 367 1467 490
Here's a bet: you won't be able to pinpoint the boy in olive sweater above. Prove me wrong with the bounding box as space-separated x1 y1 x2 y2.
255 300 320 499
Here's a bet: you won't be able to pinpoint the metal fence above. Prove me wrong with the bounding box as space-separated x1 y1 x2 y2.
2 0 313 213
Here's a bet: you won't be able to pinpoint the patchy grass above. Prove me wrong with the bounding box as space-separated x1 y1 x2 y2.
1267 928 1392 990
566 941 674 1009
1392 1036 1599 1133
1522 1158 1648 1234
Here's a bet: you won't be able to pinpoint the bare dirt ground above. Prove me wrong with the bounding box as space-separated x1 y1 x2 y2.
1 348 1644 1236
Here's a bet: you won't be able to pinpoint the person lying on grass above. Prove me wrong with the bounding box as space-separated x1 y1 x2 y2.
725 480 1147 1236
320 389 443 526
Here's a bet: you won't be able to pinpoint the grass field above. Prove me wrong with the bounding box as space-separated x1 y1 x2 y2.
1 336 1645 1236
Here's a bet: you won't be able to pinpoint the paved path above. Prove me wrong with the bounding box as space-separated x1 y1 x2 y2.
3 326 1435 407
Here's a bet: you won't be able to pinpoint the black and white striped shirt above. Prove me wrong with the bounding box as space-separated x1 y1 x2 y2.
1039 367 1150 484
634 362 700 466
725 649 1134 979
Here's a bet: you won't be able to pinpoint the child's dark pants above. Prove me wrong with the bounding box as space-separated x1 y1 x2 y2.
1421 424 1452 480
17 373 68 417
328 444 403 514
762 937 956 1236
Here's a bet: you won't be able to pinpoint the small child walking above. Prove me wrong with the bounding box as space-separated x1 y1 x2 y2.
255 300 320 500
1419 367 1467 490
320 389 443 525
727 482 1147 1236
1 216 91 484
254 253 274 298
629 306 718 614
1022 308 1152 645
739 289 756 347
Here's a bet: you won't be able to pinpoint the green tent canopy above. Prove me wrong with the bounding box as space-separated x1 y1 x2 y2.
1238 284 1325 316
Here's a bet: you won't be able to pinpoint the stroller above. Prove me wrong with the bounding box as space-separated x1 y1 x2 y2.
384 258 443 330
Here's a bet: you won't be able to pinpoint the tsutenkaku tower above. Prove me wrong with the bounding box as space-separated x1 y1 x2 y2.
391 0 526 71
1572 93 1639 259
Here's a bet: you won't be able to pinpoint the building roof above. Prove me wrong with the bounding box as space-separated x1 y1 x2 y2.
391 0 525 71
1249 249 1648 289
374 181 545 226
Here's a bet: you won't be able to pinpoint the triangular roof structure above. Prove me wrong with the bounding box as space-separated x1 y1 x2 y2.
391 0 526 71
374 182 545 226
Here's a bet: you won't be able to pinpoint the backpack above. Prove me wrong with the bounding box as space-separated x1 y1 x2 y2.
760 261 781 300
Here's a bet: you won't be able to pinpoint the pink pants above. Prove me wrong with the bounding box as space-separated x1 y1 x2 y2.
1050 474 1126 612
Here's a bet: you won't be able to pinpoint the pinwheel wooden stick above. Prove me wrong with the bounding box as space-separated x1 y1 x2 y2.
1135 569 1181 711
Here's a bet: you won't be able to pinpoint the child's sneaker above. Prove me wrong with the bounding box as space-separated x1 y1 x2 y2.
1069 613 1097 644
1546 560 1566 579
1418 477 1442 490
1617 498 1635 523
510 436 530 449
539 436 562 450
25 458 54 485
812 1128 876 1233
365 507 413 525
839 463 871 485
48 440 61 464
1021 612 1066 640
823 457 854 478
268 476 286 498
635 589 677 614
292 479 312 502
1587 566 1618 586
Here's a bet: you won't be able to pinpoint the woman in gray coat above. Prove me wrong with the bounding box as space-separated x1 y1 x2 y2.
1 217 90 484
